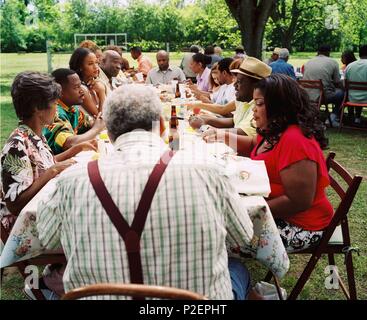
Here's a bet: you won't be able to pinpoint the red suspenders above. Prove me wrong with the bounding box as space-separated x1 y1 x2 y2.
87 149 175 300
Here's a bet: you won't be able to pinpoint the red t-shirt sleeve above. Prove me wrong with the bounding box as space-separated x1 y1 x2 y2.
276 127 329 188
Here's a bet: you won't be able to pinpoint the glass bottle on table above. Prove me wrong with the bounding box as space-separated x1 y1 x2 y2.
175 81 181 98
169 105 180 151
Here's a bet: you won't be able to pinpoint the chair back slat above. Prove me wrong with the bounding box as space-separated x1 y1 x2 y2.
329 160 354 185
344 80 367 104
62 283 208 300
298 79 323 90
345 80 367 91
298 79 324 109
329 176 346 199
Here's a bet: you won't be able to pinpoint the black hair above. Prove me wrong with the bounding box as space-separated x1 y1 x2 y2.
51 68 77 86
192 53 212 68
190 45 200 53
69 47 93 80
218 57 234 73
318 44 331 55
11 71 61 120
204 45 215 55
254 74 328 149
359 44 367 57
341 50 357 66
130 46 142 54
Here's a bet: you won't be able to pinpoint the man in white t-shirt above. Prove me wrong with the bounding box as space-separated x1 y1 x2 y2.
212 58 236 105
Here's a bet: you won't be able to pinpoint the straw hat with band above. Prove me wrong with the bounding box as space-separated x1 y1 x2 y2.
231 56 272 80
273 47 281 55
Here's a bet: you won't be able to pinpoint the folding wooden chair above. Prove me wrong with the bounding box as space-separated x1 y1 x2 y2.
61 283 208 300
0 222 66 300
339 80 367 132
266 152 362 300
298 79 334 128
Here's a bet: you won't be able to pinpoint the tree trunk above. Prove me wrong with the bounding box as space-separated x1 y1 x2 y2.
281 0 301 52
225 0 276 59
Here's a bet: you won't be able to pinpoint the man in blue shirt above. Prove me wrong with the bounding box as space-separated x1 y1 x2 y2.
270 48 296 80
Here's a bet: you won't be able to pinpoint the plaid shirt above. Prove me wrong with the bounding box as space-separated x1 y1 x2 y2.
37 131 253 299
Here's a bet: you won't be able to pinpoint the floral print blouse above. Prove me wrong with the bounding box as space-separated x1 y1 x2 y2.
0 124 55 229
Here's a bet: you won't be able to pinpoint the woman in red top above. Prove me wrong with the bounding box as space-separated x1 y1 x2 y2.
204 74 333 252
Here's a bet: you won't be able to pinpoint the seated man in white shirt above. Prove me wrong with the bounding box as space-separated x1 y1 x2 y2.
212 57 236 105
37 84 254 300
146 50 186 85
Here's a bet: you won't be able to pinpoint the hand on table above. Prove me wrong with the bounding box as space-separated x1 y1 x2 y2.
189 115 205 129
202 128 226 143
76 139 98 153
50 159 76 176
197 94 212 104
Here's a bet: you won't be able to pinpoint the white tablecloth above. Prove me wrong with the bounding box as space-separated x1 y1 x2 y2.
0 118 288 278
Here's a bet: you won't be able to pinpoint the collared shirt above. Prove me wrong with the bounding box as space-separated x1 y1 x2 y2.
43 100 91 154
99 69 128 93
180 52 196 78
345 59 367 103
196 67 211 92
212 83 236 105
303 55 341 99
37 130 253 299
146 66 186 85
270 59 296 80
233 100 257 136
137 54 153 76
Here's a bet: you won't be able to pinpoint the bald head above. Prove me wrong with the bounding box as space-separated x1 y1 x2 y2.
156 50 169 71
101 50 122 79
104 50 121 60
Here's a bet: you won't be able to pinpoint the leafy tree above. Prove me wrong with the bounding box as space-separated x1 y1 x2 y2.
0 0 27 52
1 0 365 53
339 0 367 50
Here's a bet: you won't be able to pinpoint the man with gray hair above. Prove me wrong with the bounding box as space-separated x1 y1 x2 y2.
37 84 254 300
270 48 296 80
146 50 186 85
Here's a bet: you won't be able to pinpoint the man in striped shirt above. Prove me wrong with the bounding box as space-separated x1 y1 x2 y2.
37 84 254 300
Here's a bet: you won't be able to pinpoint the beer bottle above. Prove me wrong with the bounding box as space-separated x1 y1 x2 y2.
170 105 179 127
169 105 180 150
175 82 180 98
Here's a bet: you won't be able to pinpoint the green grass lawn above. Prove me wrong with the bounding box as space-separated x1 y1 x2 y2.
0 52 366 300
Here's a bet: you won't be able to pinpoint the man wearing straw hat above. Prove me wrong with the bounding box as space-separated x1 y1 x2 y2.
264 47 281 65
189 56 271 138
